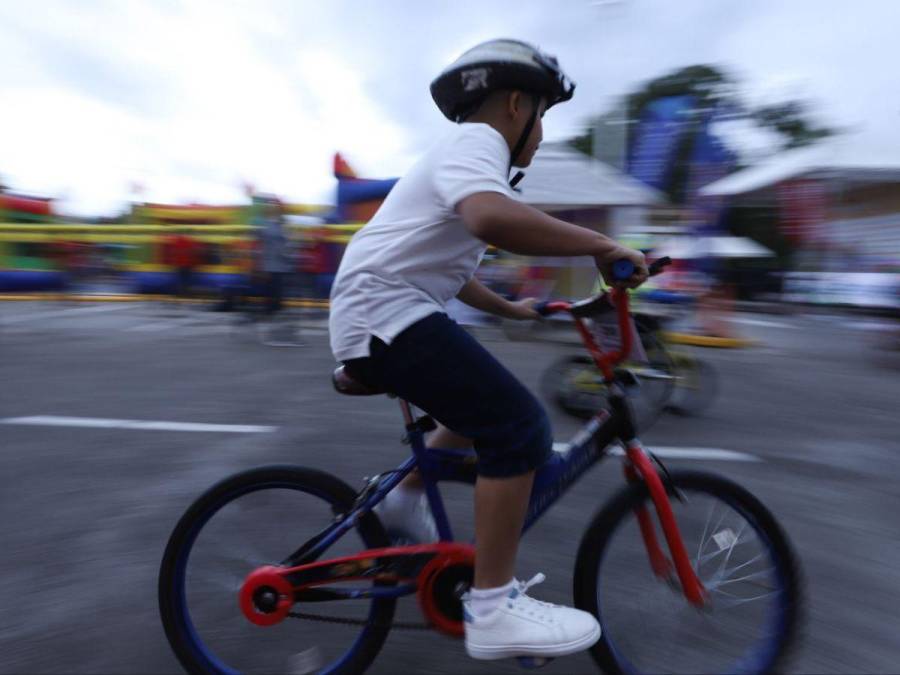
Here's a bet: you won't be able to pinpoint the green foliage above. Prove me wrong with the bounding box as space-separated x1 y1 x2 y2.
751 102 834 149
625 64 732 128
569 129 595 157
568 63 834 203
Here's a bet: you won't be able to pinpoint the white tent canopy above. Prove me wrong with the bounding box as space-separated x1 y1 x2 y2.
700 139 900 197
656 235 774 259
515 143 665 209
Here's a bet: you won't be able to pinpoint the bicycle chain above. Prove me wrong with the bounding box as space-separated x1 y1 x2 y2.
288 610 432 631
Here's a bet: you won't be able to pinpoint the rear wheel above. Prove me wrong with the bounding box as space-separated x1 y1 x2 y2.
159 465 394 674
541 325 675 431
668 353 718 417
574 470 801 674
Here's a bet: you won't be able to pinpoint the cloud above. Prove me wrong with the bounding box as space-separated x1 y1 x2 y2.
1 0 898 215
0 0 415 214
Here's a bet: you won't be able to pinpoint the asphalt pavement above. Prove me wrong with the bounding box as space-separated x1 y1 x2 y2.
1 301 898 674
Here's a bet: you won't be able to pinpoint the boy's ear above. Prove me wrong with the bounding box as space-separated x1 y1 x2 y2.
507 90 522 119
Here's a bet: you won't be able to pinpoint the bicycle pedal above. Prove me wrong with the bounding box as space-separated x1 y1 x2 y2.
515 656 554 669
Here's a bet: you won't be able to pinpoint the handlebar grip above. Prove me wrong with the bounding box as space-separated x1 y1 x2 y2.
535 301 552 317
612 259 635 281
611 256 673 282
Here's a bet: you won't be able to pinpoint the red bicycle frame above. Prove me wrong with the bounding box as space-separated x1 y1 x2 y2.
541 287 706 607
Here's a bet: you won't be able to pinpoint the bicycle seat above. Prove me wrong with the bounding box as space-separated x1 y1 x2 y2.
332 366 386 396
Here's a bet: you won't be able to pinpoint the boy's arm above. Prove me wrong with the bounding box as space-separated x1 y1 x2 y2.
456 277 537 320
457 192 648 287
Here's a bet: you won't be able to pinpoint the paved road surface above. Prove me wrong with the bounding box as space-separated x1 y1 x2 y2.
1 302 898 673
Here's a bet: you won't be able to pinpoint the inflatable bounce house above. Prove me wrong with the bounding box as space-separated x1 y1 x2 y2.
0 153 398 295
331 152 397 223
0 193 54 223
0 193 69 290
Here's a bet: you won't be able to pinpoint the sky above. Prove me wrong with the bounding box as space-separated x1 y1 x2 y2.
1 0 898 216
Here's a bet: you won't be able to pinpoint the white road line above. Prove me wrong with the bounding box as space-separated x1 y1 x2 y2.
124 316 212 332
1 416 276 433
552 442 760 462
124 321 177 332
731 317 794 329
178 324 234 336
1 304 130 325
853 321 896 332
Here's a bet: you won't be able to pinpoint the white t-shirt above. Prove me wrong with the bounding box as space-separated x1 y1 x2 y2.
329 123 513 361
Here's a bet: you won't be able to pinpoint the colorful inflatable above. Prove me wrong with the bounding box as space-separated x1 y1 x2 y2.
0 193 54 223
0 154 392 293
332 153 397 223
131 203 245 225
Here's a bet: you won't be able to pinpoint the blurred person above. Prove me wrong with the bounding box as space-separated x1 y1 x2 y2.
697 278 738 339
295 238 318 302
166 229 201 302
298 228 331 300
329 39 647 663
309 227 334 299
254 197 291 315
52 239 89 293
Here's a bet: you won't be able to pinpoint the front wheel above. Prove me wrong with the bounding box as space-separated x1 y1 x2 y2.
159 465 394 675
574 470 801 674
667 354 718 417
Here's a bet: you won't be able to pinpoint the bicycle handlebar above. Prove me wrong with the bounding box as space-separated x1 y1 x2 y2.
614 255 672 282
535 256 671 317
534 257 672 379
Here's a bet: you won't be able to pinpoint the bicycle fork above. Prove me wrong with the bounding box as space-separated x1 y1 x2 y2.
623 441 706 607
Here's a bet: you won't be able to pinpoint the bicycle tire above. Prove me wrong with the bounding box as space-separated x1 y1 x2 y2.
159 465 394 675
574 470 801 675
540 322 675 430
667 355 718 417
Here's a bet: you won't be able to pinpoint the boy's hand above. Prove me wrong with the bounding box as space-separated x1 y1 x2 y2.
504 297 540 321
595 246 649 289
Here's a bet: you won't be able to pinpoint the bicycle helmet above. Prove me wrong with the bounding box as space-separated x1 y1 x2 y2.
430 39 575 180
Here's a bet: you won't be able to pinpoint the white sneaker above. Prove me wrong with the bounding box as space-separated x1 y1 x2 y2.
373 487 438 544
463 574 601 661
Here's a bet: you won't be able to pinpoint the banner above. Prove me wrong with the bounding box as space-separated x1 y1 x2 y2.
686 106 736 234
626 95 694 190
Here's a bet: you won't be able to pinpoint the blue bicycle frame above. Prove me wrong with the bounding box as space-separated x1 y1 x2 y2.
290 393 629 567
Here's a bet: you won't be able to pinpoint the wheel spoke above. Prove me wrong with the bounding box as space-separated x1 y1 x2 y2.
695 499 718 570
710 588 780 609
708 566 775 591
586 473 798 674
716 520 749 578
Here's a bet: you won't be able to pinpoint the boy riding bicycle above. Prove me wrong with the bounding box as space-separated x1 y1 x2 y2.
329 39 648 662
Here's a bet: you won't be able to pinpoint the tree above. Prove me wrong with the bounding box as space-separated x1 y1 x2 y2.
569 64 834 202
751 101 833 149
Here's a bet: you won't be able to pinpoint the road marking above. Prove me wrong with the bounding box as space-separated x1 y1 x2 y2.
731 317 794 329
552 442 760 462
0 416 276 433
853 321 896 331
1 304 129 325
124 316 212 332
124 321 178 332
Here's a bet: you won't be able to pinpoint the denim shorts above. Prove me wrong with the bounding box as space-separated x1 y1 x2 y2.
342 312 552 478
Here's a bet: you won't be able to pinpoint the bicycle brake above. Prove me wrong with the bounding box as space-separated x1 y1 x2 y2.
649 452 687 504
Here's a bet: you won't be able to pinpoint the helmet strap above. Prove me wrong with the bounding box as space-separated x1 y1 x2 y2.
508 93 541 189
